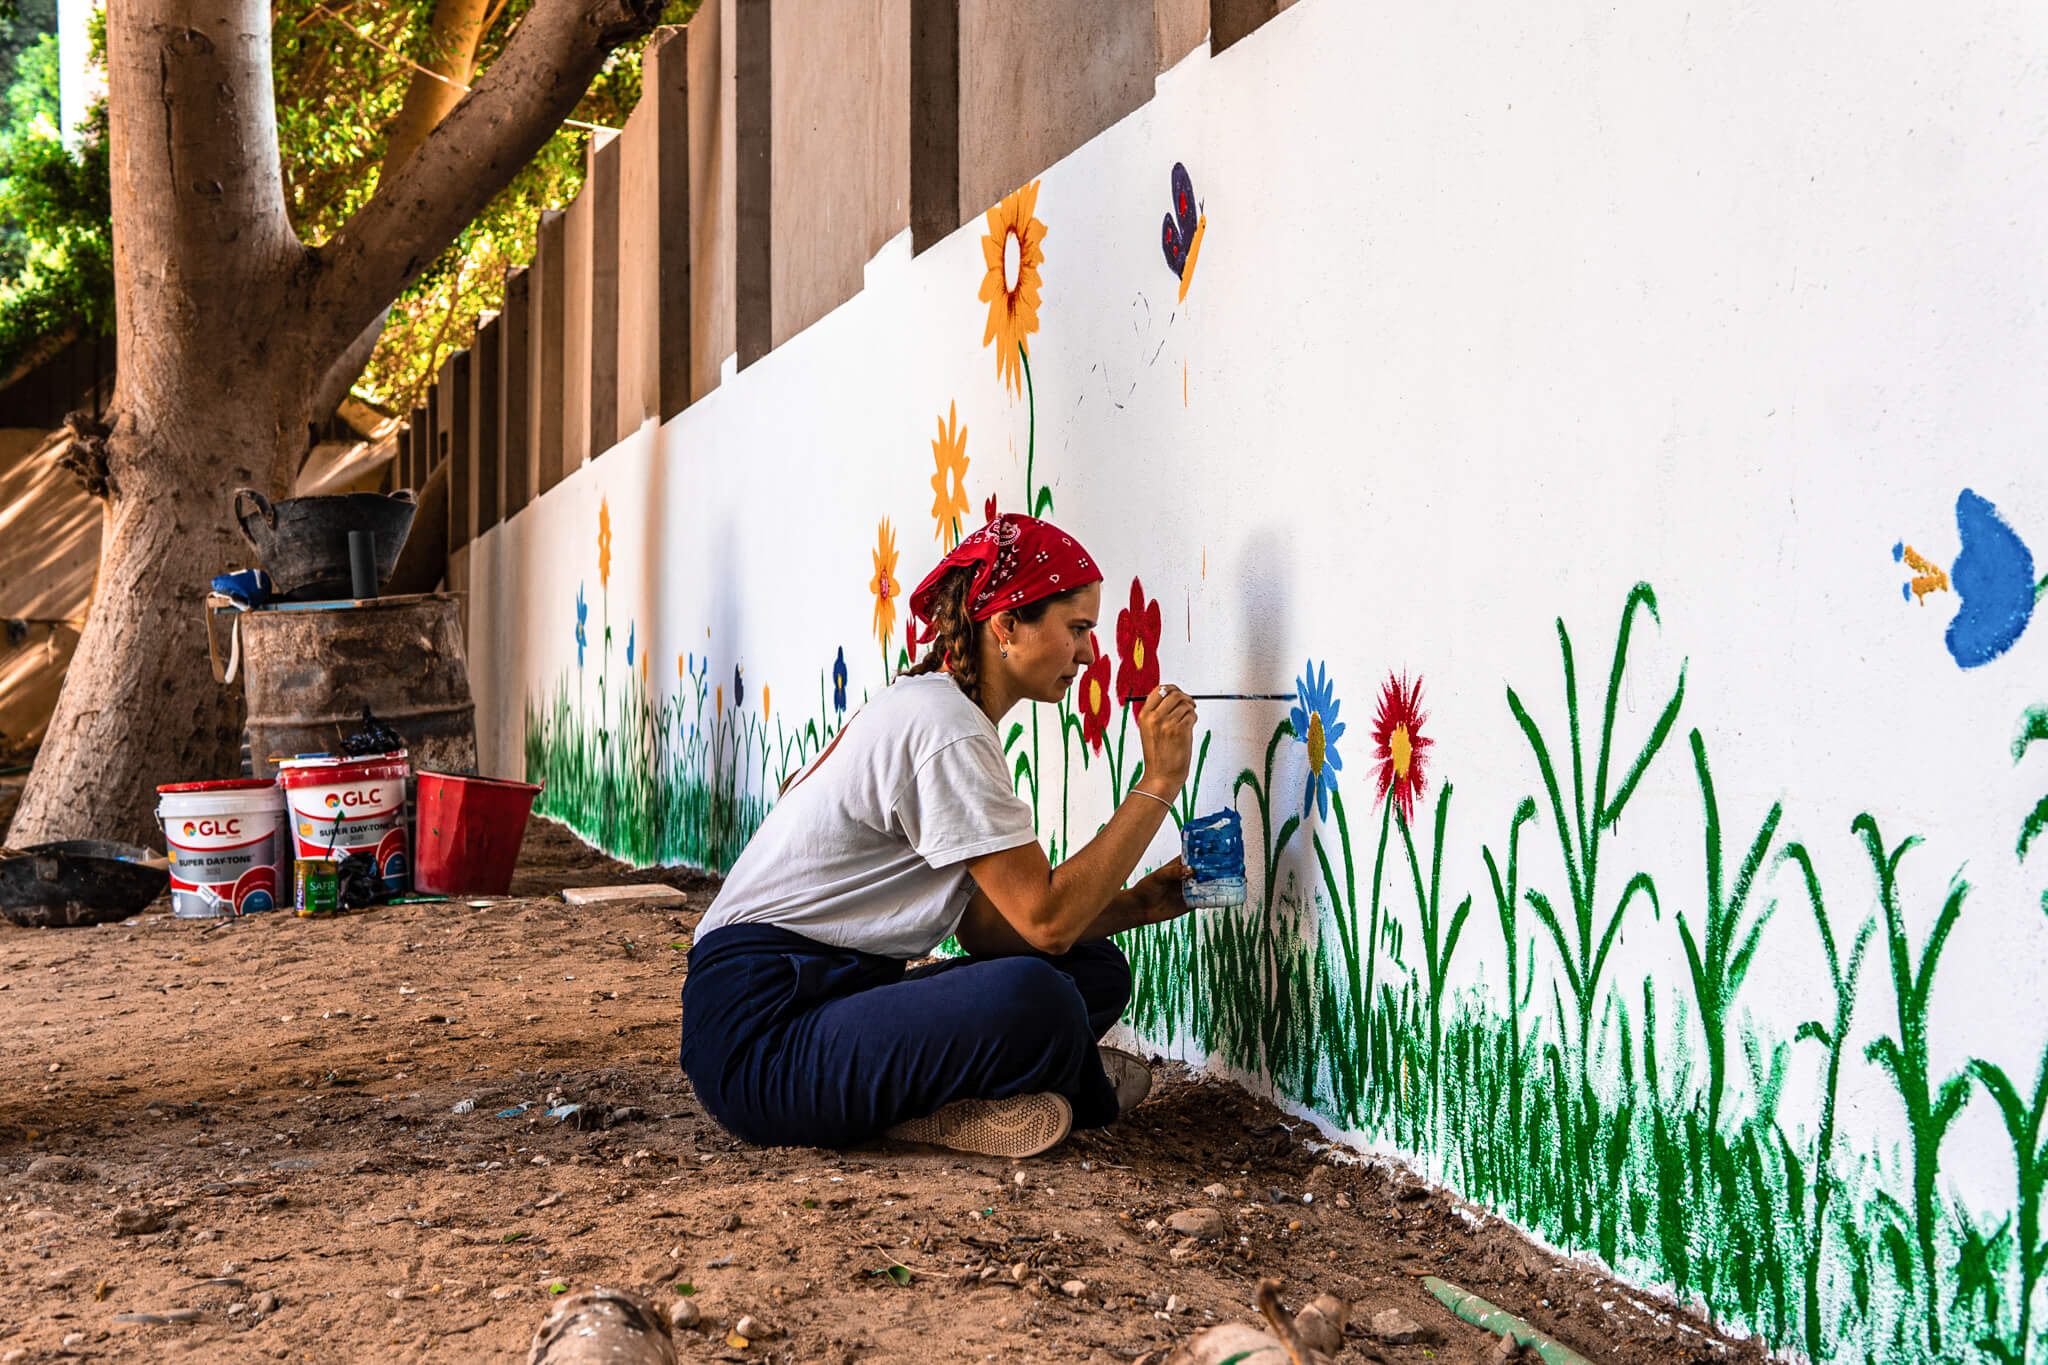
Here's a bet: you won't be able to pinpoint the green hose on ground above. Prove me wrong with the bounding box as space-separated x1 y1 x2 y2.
1422 1276 1597 1365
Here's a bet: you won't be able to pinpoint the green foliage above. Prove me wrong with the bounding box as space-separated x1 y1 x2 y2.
0 0 698 402
275 0 700 412
0 29 110 376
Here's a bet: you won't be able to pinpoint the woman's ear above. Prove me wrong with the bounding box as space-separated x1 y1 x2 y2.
990 611 1018 653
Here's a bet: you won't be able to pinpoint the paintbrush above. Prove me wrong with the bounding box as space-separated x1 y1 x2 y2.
1120 690 1293 706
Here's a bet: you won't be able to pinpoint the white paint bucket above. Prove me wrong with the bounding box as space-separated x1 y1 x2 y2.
156 779 288 917
276 752 411 894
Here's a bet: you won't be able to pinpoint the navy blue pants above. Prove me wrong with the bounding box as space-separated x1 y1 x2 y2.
679 923 1131 1148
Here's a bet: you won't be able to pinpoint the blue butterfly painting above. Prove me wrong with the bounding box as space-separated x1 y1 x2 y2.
1160 162 1206 300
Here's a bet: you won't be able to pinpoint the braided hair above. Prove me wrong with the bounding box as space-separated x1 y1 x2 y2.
905 566 1085 706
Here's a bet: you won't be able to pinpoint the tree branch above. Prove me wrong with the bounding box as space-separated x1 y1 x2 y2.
305 0 661 362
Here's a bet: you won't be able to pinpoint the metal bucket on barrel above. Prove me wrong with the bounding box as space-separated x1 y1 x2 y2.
234 488 417 601
236 592 478 779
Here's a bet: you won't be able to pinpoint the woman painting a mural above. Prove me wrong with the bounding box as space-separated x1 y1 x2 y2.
679 514 1198 1158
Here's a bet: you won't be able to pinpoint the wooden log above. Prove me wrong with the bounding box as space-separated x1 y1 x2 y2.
528 1287 678 1365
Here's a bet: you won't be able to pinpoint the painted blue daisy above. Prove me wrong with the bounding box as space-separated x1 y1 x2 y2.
626 622 636 670
832 647 849 713
1290 660 1346 821
574 585 588 668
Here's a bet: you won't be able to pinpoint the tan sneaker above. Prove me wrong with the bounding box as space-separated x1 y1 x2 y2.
884 1092 1073 1158
1099 1046 1153 1115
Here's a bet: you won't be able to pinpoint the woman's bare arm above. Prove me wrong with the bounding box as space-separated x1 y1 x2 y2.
959 686 1197 955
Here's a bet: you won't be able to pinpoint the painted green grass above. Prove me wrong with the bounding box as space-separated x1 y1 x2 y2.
524 655 844 872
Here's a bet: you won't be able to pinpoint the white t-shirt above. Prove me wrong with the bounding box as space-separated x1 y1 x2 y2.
693 673 1039 958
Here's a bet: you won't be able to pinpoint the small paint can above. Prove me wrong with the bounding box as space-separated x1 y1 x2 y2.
294 858 340 917
1180 809 1248 909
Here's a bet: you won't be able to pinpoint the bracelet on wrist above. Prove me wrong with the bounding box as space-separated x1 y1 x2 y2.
1127 787 1173 812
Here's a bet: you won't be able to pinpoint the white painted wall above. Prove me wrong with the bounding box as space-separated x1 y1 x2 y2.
469 2 2048 1356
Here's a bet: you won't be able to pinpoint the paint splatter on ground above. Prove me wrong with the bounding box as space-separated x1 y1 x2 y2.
0 819 1758 1363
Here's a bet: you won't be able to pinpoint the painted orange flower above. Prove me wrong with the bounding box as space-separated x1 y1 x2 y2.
870 518 901 649
762 685 770 720
929 401 971 550
978 181 1047 396
598 498 612 589
1372 672 1432 826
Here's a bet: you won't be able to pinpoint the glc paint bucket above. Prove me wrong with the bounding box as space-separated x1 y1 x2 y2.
156 779 288 917
276 752 411 895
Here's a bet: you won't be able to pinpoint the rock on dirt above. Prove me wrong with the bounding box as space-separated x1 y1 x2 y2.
1167 1207 1228 1240
110 1207 164 1236
1370 1306 1423 1344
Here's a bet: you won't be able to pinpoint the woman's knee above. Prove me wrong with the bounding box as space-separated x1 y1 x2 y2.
1062 938 1134 1020
980 956 1092 1034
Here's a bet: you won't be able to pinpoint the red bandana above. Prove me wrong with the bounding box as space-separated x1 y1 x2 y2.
907 514 1102 644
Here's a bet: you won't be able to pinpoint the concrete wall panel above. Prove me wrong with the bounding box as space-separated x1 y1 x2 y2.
472 316 502 535
734 0 772 368
531 210 568 495
956 0 1152 221
1155 0 1207 70
587 133 621 460
767 0 910 347
499 267 532 516
619 26 694 439
687 0 736 401
1210 0 1298 54
438 350 470 552
562 173 595 470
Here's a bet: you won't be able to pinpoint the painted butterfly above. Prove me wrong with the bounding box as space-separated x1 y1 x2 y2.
1160 163 1205 301
1161 163 1198 276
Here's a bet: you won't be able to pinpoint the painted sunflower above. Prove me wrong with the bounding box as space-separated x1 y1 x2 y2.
1078 634 1111 753
1291 660 1347 822
1115 577 1161 706
598 498 612 589
929 401 971 550
978 181 1048 397
870 518 901 650
1372 672 1432 826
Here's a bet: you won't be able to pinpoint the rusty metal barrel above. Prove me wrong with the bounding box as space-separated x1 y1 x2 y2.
237 593 478 779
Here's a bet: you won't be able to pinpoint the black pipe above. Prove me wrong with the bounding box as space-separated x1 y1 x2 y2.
348 531 378 600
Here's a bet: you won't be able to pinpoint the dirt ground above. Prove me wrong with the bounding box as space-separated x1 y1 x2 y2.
0 817 1764 1364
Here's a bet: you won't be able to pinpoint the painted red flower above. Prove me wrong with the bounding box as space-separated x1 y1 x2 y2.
984 493 999 523
1115 577 1161 705
1078 634 1112 752
1372 672 1432 826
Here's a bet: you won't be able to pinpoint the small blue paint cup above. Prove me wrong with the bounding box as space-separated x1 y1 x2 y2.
1180 809 1247 909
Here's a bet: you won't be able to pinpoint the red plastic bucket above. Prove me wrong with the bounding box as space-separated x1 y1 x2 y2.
413 772 543 896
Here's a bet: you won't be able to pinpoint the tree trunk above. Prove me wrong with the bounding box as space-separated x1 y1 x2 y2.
12 0 659 848
10 0 312 848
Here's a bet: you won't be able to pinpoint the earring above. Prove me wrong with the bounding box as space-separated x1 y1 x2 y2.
1000 644 1008 659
